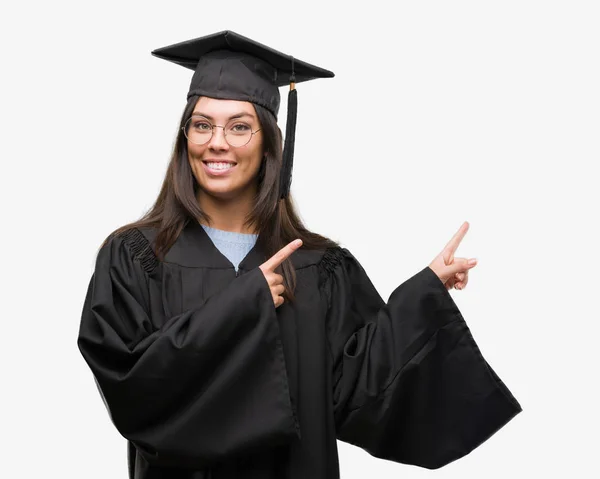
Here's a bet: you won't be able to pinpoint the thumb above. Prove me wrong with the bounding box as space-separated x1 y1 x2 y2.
447 257 477 275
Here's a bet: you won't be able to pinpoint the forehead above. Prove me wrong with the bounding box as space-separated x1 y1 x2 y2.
192 97 256 117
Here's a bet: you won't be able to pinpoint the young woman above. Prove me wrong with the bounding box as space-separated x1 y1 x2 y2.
77 30 521 479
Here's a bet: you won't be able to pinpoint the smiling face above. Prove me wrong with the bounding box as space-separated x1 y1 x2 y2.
187 97 264 201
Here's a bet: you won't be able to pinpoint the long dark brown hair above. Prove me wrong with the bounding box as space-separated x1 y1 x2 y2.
101 94 340 304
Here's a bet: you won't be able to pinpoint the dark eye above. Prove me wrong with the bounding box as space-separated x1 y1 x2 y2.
193 121 212 130
230 123 251 132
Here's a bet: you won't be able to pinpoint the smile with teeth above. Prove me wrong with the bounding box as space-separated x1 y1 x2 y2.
205 162 235 170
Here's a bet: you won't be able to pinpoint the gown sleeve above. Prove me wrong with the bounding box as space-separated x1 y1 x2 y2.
77 229 299 469
319 246 522 469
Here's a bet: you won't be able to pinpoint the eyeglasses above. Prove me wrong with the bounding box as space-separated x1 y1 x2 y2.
182 116 262 148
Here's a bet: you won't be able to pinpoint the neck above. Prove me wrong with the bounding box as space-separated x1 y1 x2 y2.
196 188 258 234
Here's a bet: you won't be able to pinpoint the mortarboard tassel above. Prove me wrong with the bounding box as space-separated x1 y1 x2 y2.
279 59 298 200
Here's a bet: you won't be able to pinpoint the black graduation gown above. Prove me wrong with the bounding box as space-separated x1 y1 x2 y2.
77 220 522 479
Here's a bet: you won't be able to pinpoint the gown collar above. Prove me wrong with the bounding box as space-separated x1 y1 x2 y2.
163 219 268 271
141 219 324 270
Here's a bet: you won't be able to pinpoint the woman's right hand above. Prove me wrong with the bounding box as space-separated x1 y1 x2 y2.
258 239 303 308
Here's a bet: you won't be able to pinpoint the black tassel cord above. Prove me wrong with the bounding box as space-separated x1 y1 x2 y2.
279 86 298 200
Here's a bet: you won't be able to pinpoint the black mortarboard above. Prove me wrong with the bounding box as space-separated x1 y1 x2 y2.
151 30 334 199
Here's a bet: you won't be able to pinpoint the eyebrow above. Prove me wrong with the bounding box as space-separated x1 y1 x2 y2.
191 111 255 121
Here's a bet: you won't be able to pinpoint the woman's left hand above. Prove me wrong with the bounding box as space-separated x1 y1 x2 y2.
428 221 478 291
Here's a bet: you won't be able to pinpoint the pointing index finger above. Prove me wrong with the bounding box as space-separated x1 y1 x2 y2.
443 221 469 255
263 239 302 271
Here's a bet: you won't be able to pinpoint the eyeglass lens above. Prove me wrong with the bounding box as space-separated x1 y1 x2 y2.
184 117 255 147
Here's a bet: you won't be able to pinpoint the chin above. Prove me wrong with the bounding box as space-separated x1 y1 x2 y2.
197 181 240 199
201 179 259 200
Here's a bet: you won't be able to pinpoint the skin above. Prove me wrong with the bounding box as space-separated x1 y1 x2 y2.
428 221 477 291
260 239 303 308
188 97 264 234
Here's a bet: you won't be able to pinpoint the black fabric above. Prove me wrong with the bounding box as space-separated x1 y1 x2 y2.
77 221 521 478
151 30 334 118
324 248 522 468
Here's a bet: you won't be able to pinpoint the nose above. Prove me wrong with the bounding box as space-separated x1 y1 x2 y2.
207 125 229 151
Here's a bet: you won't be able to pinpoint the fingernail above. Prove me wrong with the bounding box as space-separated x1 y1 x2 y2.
294 239 302 246
468 258 477 265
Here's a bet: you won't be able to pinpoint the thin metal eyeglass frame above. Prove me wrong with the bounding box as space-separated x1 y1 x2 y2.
182 117 262 147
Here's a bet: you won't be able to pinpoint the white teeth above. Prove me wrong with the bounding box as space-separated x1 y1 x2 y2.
206 162 234 170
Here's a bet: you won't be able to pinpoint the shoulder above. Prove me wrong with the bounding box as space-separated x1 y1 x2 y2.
290 247 326 270
103 226 159 274
317 246 353 271
311 246 356 287
290 245 352 270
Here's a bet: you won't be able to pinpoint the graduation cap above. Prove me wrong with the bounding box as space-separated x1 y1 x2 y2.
151 30 335 200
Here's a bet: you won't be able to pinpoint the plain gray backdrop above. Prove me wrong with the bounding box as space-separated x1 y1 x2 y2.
2 0 598 477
